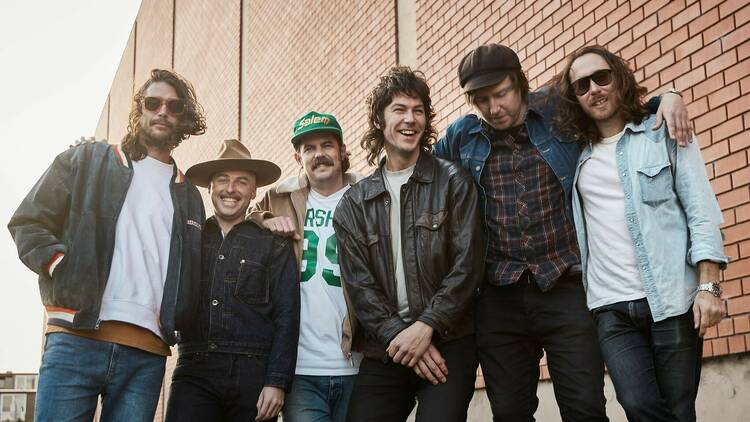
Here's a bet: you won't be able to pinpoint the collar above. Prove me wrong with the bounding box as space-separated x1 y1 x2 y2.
112 143 185 183
362 150 434 201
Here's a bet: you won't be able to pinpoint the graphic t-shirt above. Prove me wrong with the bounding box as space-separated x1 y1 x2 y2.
296 185 361 375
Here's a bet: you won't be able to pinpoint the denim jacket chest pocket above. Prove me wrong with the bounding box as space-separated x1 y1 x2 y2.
636 162 674 206
227 242 270 306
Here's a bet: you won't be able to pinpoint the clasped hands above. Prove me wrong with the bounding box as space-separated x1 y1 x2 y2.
386 321 448 385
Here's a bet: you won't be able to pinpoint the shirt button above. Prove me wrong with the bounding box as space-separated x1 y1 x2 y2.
218 254 225 260
211 299 219 306
475 166 481 171
209 343 217 350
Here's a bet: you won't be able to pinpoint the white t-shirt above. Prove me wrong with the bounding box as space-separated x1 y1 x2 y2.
384 164 415 321
296 185 361 375
100 156 175 338
577 130 646 309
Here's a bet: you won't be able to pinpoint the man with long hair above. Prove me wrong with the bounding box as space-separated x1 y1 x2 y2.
333 66 483 421
8 69 206 421
249 111 363 422
557 45 726 421
433 43 691 421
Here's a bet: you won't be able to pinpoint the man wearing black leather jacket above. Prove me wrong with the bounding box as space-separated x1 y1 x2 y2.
165 139 299 422
333 66 483 422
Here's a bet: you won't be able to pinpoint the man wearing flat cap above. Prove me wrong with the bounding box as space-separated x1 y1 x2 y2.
433 44 692 421
165 139 300 422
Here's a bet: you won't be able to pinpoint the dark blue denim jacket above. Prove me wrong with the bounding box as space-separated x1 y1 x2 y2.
179 217 300 390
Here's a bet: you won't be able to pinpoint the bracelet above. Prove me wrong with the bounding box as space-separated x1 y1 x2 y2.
666 88 683 97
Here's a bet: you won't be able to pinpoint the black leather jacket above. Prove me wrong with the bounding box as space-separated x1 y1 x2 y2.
333 151 484 359
8 142 204 345
179 217 300 390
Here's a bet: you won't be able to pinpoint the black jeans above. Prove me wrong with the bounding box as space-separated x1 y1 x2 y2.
594 299 701 422
345 335 477 422
164 352 274 422
476 272 608 422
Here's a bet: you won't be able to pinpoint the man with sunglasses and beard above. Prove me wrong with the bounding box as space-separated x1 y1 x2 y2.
250 112 363 422
556 45 726 422
8 69 206 421
433 44 692 421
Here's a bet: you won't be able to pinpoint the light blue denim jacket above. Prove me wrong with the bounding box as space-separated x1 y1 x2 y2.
571 114 728 321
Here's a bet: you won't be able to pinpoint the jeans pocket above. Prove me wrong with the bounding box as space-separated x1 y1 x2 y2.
637 163 673 206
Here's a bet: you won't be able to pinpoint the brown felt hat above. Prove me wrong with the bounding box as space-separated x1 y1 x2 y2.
186 139 281 188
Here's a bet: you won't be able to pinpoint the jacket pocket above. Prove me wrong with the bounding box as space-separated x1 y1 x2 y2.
637 163 673 206
235 259 270 305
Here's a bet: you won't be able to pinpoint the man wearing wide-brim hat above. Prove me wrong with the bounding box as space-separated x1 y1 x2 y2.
165 139 300 422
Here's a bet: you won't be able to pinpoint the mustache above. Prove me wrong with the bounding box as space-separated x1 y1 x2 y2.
312 156 335 169
151 118 173 128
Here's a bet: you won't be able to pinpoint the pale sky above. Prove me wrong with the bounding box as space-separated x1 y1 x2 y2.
0 0 142 372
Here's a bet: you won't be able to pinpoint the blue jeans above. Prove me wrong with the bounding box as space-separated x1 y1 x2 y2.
594 299 701 422
164 352 273 422
35 332 166 422
282 374 356 422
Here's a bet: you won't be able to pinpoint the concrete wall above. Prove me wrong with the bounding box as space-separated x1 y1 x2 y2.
93 1 750 420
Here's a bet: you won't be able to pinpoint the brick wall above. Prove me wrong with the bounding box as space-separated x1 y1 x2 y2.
95 0 750 409
242 0 396 179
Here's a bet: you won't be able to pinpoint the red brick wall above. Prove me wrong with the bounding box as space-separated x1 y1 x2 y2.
97 0 750 399
242 0 397 179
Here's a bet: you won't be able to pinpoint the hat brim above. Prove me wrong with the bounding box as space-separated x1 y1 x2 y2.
185 158 282 188
462 71 510 93
291 127 342 146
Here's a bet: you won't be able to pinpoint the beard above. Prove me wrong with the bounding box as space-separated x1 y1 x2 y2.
140 120 182 151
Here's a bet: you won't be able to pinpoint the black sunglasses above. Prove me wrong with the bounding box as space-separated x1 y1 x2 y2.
571 69 613 96
143 96 186 115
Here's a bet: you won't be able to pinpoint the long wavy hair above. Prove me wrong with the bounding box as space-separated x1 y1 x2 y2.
553 45 647 143
361 66 437 166
122 69 207 160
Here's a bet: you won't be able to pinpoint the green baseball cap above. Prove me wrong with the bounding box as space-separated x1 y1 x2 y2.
291 111 343 146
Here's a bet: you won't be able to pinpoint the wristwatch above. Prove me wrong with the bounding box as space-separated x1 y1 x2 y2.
696 282 722 298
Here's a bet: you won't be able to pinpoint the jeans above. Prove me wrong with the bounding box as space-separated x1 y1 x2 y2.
344 335 477 422
164 352 273 422
594 299 701 422
35 332 166 422
282 374 356 422
476 272 608 422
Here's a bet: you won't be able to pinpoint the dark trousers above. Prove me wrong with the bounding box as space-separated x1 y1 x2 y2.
594 299 701 422
476 273 608 422
164 352 274 422
345 335 477 422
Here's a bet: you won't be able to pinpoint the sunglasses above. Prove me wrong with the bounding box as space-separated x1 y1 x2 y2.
571 69 614 96
143 96 185 115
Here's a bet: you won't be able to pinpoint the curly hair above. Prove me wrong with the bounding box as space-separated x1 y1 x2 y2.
361 66 437 166
553 45 647 143
122 69 207 160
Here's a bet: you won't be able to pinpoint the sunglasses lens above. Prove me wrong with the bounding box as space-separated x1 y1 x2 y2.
167 100 185 115
573 79 590 96
591 69 613 87
143 97 161 111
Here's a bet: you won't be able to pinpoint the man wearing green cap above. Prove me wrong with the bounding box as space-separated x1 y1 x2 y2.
251 111 364 422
